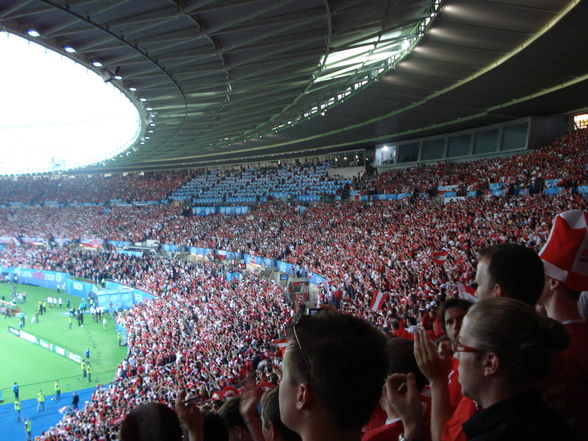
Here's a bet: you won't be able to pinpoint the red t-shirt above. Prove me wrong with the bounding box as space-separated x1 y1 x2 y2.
447 357 462 411
362 404 388 433
362 419 404 441
441 358 477 441
362 395 432 441
542 320 588 436
441 395 477 441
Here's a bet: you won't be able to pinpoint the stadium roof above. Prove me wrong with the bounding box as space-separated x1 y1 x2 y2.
1 0 588 172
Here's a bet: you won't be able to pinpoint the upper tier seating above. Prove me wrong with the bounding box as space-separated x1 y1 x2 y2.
170 162 352 204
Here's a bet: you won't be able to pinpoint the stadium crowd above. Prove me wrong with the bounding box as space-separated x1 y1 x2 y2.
0 130 586 441
2 192 586 326
355 129 588 196
1 129 586 207
5 256 289 441
0 171 191 205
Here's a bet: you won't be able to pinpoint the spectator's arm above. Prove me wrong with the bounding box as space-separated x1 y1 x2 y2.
175 391 204 441
239 376 265 441
384 373 424 440
414 331 451 441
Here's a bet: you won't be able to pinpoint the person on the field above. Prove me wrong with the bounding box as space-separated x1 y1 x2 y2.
24 417 32 441
12 382 19 400
37 390 45 412
54 380 61 401
71 391 79 410
14 398 22 422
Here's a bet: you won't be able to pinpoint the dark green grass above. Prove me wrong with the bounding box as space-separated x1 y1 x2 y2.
0 284 127 403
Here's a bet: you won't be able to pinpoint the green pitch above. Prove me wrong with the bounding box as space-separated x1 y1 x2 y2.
0 284 127 403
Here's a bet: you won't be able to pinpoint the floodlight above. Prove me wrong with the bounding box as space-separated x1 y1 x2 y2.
27 29 40 37
63 46 76 53
129 87 137 92
92 61 103 67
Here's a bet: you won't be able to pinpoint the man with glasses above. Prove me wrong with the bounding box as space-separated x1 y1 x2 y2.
278 310 387 441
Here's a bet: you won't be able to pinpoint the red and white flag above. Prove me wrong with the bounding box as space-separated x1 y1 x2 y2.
539 210 588 291
431 251 449 265
370 291 388 311
257 381 275 392
80 238 103 249
273 337 289 357
221 386 240 398
456 282 477 303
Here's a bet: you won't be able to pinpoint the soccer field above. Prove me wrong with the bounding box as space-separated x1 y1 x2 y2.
0 283 127 403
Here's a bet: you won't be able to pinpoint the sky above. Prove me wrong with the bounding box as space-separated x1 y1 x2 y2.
0 32 141 175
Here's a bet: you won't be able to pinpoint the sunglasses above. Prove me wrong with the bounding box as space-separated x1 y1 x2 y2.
292 316 312 381
451 341 484 354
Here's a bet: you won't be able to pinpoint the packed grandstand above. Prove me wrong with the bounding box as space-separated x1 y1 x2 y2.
0 129 587 440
